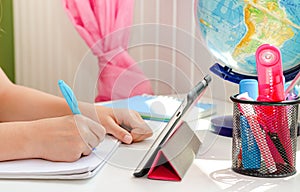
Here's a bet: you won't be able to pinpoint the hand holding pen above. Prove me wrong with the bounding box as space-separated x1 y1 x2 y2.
59 80 153 145
58 80 106 151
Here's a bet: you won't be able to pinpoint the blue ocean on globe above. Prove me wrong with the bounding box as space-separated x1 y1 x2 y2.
196 0 300 75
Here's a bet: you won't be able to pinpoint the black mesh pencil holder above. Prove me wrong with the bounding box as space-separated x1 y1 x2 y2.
230 95 300 178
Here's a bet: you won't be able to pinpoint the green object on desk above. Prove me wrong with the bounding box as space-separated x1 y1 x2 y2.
138 113 170 122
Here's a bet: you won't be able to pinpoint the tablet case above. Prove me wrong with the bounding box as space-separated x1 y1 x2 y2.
147 121 202 181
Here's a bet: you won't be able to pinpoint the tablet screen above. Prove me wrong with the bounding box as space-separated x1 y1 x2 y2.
133 75 211 177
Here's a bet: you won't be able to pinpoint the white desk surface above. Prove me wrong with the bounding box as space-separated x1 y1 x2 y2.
1 99 300 192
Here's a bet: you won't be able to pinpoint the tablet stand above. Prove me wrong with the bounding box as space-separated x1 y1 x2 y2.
147 121 202 181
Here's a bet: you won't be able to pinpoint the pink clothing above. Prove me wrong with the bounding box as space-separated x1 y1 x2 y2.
63 0 153 101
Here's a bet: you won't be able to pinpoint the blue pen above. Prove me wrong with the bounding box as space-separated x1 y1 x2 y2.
239 79 261 169
58 80 81 114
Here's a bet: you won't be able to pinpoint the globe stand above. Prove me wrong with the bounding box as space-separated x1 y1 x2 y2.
210 63 300 84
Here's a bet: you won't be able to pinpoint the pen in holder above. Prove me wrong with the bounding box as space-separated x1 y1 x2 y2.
231 95 300 178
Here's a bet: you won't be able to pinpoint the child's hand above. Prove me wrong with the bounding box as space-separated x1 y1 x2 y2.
31 115 105 162
97 107 153 144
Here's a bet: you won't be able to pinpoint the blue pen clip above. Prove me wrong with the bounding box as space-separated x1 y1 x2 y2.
58 80 81 115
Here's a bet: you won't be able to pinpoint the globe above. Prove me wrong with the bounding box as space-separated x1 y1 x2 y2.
196 0 300 76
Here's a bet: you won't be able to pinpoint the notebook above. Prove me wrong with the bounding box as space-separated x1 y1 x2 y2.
102 95 216 122
0 135 119 179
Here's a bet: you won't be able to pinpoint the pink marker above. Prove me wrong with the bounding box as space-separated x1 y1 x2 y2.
256 44 285 102
256 44 293 166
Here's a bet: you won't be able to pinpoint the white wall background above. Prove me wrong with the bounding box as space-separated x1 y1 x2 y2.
13 0 238 102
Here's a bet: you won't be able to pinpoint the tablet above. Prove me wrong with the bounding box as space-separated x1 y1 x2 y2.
133 74 212 177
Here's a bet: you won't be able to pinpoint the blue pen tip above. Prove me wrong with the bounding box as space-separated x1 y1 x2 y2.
58 80 64 85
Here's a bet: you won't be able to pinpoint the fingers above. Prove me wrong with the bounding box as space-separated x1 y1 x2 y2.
84 116 106 143
130 125 153 142
74 115 106 150
125 110 153 142
104 109 153 144
95 107 153 144
105 117 133 144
